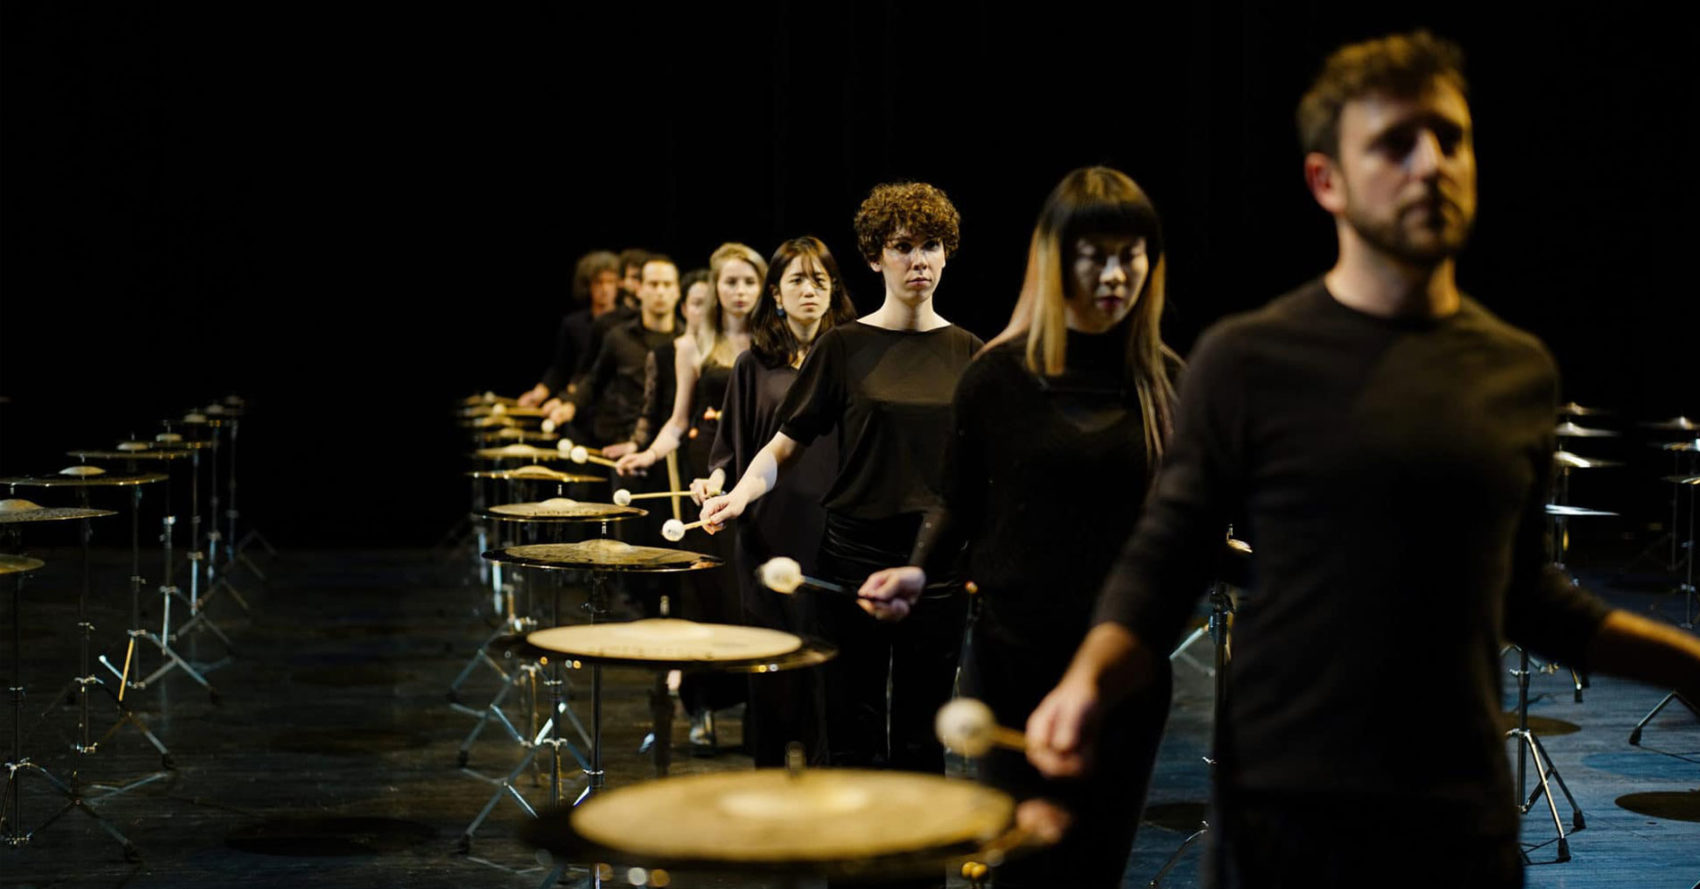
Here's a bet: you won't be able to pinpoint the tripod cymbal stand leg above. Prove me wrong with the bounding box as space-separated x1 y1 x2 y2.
1505 645 1582 863
1150 580 1232 888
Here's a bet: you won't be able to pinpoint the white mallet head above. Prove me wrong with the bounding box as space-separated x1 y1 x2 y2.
541 418 557 434
613 489 633 506
757 557 804 595
59 465 106 477
935 698 997 757
661 518 686 542
569 446 589 464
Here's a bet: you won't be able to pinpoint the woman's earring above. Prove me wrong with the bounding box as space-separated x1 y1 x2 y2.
775 303 786 319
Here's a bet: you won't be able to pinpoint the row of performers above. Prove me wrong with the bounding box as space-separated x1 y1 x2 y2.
504 32 1700 887
510 174 1159 886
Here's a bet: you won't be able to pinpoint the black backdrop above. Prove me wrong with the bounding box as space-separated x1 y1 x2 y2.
3 3 1694 546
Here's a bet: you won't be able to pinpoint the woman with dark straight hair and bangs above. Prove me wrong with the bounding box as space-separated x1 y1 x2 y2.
694 235 857 766
860 166 1180 887
701 182 983 779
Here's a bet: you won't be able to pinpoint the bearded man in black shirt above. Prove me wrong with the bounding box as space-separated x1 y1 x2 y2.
550 256 680 452
1025 31 1700 887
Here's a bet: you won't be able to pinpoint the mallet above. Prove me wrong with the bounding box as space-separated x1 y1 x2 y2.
660 518 710 542
756 557 853 596
614 487 720 507
566 446 619 469
935 697 1026 757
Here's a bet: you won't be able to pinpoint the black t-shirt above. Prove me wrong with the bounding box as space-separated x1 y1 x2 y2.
778 321 983 519
1094 279 1611 836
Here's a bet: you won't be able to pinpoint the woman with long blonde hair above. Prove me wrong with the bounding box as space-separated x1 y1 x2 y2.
860 166 1179 887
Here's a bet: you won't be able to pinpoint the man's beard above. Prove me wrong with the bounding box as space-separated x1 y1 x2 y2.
1344 193 1472 265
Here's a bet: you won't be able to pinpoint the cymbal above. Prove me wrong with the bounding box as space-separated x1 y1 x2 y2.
486 538 721 573
152 437 214 450
461 392 519 407
67 448 192 462
1642 416 1699 432
1 467 168 488
1555 422 1618 438
203 403 245 418
482 499 644 522
459 404 549 419
0 499 118 524
1664 475 1700 486
472 444 569 461
530 618 802 662
524 768 1012 875
1545 504 1618 517
473 427 557 444
0 555 46 576
1553 451 1624 469
464 466 602 483
1557 402 1610 417
1657 439 1700 452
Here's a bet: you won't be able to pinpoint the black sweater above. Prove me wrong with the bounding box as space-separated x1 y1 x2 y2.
1095 279 1611 835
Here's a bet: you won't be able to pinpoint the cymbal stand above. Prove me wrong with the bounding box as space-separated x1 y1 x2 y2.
29 505 171 804
1149 579 1233 888
1628 473 1698 744
1505 643 1583 862
1543 466 1588 702
170 443 236 670
451 512 543 763
198 419 251 615
225 412 278 574
96 461 217 704
459 545 605 855
2 550 139 860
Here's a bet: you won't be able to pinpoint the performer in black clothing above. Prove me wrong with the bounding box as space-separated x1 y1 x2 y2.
695 236 858 766
1025 32 1700 887
548 256 680 452
701 183 982 774
615 243 766 749
541 248 649 424
860 167 1179 888
518 250 622 409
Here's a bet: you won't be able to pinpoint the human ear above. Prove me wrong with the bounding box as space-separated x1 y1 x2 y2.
1305 152 1346 215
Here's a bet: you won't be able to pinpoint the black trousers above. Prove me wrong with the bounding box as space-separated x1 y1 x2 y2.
1208 790 1523 889
967 622 1171 888
814 511 966 773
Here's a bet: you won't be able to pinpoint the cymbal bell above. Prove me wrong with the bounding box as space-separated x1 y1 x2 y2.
1555 422 1618 438
1556 402 1610 417
1642 416 1698 432
1553 451 1623 469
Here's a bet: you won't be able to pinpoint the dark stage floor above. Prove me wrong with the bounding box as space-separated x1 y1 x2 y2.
2 546 1697 888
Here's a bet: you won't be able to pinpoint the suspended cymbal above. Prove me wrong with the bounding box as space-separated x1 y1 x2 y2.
1556 402 1610 417
1555 422 1618 438
1663 475 1700 486
464 466 601 483
1 468 168 488
1553 451 1624 469
1642 416 1699 432
67 447 192 462
0 499 118 523
522 768 1012 876
472 427 557 444
486 538 721 573
460 392 519 407
1656 439 1700 452
1545 504 1618 517
0 555 46 575
480 499 644 522
471 444 569 461
458 403 549 419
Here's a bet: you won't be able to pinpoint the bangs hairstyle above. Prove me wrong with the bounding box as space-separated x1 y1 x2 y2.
852 181 962 263
1297 30 1467 158
750 236 858 369
697 243 767 369
1017 166 1179 461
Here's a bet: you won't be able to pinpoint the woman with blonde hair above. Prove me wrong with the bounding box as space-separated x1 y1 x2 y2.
616 242 765 751
860 166 1180 887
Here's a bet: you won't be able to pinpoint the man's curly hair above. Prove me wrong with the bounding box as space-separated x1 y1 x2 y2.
853 181 961 263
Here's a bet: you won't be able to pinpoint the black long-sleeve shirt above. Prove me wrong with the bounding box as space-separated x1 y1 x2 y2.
568 318 675 446
539 308 595 393
1095 279 1610 836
